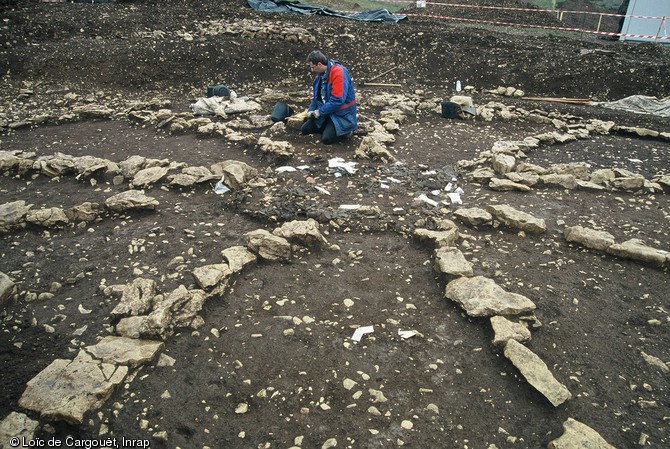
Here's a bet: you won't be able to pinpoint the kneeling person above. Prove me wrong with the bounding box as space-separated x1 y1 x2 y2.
302 50 358 145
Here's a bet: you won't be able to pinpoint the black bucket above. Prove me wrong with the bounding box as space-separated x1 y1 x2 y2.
271 101 294 123
207 85 230 98
441 101 460 119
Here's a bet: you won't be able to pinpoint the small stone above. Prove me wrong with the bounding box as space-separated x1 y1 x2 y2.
343 378 357 390
343 298 354 307
78 304 92 314
152 431 168 442
321 437 337 449
367 406 381 416
369 388 388 403
401 420 413 430
235 403 249 414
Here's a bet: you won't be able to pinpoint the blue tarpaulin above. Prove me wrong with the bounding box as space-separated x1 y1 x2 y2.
247 0 407 23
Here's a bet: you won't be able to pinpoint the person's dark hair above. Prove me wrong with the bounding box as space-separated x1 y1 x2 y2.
306 50 328 66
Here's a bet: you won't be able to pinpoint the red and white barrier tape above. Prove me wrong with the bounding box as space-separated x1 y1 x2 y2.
384 0 666 20
404 12 670 40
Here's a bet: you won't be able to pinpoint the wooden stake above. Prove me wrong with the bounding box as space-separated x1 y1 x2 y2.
522 97 591 105
359 82 402 87
367 66 398 82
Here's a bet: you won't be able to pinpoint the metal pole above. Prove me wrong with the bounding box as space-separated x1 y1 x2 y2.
580 5 588 40
654 17 666 44
596 14 603 34
621 0 635 42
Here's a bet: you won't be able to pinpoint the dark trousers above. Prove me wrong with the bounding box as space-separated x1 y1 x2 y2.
301 116 339 145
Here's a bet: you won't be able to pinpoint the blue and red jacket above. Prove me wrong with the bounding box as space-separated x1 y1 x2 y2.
309 60 358 136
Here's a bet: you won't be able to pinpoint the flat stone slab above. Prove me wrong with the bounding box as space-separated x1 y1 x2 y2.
548 418 617 449
132 165 170 188
111 277 157 317
453 207 493 226
0 200 32 233
564 225 615 251
414 228 459 248
0 412 39 449
541 173 578 189
221 245 257 274
245 229 291 261
505 172 539 186
607 238 669 267
444 276 536 317
490 315 531 346
85 336 164 367
272 218 328 247
19 350 128 424
434 247 473 276
115 285 209 339
504 339 571 407
486 204 546 234
211 160 259 190
105 190 159 212
25 207 69 228
0 271 16 305
192 263 232 290
489 177 531 192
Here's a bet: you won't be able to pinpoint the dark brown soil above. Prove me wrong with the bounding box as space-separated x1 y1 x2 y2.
1 1 669 448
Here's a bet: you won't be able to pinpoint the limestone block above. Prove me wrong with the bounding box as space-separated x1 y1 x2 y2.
245 229 291 261
564 225 615 251
272 218 328 247
86 336 164 367
0 200 32 233
453 207 493 226
221 246 258 273
19 350 128 424
607 239 668 267
504 340 571 407
547 418 617 449
540 173 578 189
111 278 157 317
0 271 16 305
132 166 170 188
490 315 531 346
434 247 473 277
414 228 459 248
105 190 159 212
0 412 39 448
489 178 531 192
445 276 536 317
486 204 546 234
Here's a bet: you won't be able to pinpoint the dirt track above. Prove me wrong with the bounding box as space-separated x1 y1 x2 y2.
1 1 670 449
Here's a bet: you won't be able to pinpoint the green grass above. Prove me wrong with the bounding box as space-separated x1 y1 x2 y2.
298 0 622 14
524 0 558 8
355 0 411 11
296 0 412 13
526 0 621 10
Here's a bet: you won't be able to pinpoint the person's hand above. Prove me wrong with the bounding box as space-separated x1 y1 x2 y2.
308 109 320 119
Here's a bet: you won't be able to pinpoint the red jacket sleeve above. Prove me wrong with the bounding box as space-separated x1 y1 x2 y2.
329 65 344 99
